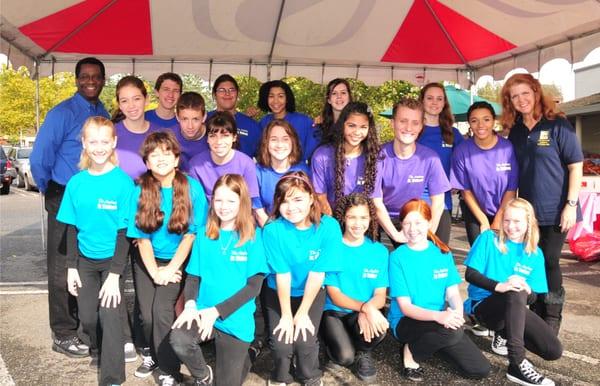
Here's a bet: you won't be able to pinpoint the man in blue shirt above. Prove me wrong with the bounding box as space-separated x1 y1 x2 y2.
30 57 109 358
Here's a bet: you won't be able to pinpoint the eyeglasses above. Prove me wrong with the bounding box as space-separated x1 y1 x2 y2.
216 87 237 95
77 74 104 82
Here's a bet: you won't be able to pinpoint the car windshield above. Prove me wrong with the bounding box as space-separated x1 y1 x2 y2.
18 148 32 158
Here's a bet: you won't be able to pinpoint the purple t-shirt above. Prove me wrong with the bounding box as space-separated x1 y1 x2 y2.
373 142 450 217
311 145 371 209
188 149 261 208
115 121 161 180
450 137 519 216
171 124 209 173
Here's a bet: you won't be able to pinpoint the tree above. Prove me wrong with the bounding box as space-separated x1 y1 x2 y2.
235 75 262 116
476 82 501 103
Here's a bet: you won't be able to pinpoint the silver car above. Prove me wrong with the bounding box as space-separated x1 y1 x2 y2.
8 147 37 191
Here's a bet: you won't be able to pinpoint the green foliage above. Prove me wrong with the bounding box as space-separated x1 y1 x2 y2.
476 82 501 103
234 75 262 116
283 76 325 119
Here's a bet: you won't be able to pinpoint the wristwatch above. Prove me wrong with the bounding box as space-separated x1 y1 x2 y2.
566 199 578 207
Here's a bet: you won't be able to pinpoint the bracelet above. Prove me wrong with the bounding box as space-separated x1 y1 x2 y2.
359 302 367 313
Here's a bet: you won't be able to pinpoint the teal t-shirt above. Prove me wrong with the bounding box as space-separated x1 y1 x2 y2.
464 230 548 314
264 215 343 297
57 167 133 259
324 238 389 313
186 227 268 343
127 176 208 259
388 241 461 336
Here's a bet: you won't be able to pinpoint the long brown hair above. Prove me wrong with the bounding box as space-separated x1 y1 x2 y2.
255 119 302 167
271 171 322 227
399 199 450 254
334 193 378 241
111 75 148 123
500 73 565 130
135 131 192 235
419 83 455 145
79 116 118 170
205 174 255 246
320 78 353 145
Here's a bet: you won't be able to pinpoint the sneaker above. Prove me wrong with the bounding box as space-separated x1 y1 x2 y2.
507 358 555 386
158 374 178 386
249 339 263 363
193 364 213 385
355 351 377 383
402 366 424 382
471 324 490 337
267 381 286 386
302 378 322 386
52 336 89 358
134 351 157 378
124 342 138 363
491 331 508 356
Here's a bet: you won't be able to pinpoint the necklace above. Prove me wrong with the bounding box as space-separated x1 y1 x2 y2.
219 232 235 255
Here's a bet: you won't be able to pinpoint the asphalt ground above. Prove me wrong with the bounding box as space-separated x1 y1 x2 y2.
1 187 599 385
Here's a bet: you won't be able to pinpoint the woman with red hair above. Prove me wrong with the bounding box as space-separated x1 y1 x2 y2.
501 73 583 335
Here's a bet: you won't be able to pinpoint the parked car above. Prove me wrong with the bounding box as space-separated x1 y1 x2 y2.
0 147 14 195
8 147 37 190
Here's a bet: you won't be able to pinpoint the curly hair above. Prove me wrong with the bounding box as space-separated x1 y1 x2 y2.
257 80 296 113
320 78 353 145
332 102 380 207
334 193 379 241
419 83 455 145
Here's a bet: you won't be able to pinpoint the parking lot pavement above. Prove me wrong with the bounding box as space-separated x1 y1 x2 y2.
1 189 599 385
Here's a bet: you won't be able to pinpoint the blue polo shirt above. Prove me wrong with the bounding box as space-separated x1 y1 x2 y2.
388 241 461 336
57 167 133 259
259 112 318 163
264 215 343 297
464 230 548 314
30 92 109 192
508 117 583 226
127 176 208 259
324 238 389 313
207 110 262 158
187 228 268 343
145 110 178 129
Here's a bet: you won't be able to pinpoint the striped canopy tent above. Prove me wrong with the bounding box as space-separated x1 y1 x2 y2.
1 0 600 86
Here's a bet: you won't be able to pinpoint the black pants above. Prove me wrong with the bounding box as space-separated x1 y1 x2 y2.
474 291 562 365
394 317 490 379
171 322 251 386
435 209 452 246
45 180 79 340
460 200 495 246
320 310 386 366
77 256 125 385
134 254 182 376
264 286 325 383
538 225 566 294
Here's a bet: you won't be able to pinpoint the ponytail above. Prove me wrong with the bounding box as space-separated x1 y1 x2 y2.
427 230 450 254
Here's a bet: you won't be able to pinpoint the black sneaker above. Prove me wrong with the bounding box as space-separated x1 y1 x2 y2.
52 336 89 358
491 331 508 356
193 365 213 385
354 351 377 383
134 350 157 378
402 366 424 382
507 358 555 386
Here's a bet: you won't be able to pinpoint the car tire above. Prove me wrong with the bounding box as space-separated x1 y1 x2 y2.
17 173 25 188
0 182 9 195
24 174 32 191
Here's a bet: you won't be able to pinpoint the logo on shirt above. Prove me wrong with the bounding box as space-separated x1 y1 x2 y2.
407 175 424 183
308 249 321 261
362 268 380 279
496 163 512 172
97 198 117 210
356 176 365 186
433 268 448 279
441 142 453 148
230 250 248 262
237 128 249 137
537 130 551 147
513 262 532 277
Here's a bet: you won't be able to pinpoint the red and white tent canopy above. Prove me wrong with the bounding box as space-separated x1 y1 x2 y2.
2 0 600 86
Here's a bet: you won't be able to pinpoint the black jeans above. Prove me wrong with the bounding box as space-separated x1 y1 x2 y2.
320 310 386 366
171 322 251 386
473 291 562 365
394 317 490 379
45 180 79 340
538 225 567 294
77 256 125 385
264 286 325 383
134 254 183 376
460 200 495 246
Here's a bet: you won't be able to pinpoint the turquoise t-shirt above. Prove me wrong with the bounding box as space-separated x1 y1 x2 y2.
264 215 343 297
388 241 461 336
127 176 208 259
464 230 548 314
57 167 133 259
186 227 268 343
324 238 389 313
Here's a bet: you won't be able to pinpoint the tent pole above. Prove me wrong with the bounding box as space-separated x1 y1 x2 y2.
248 59 252 78
321 63 325 85
34 58 46 252
208 59 213 86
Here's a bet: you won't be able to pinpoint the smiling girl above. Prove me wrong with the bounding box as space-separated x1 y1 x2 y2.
317 78 353 145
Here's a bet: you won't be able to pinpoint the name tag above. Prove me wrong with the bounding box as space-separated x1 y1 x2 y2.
362 268 380 279
433 268 448 279
496 163 512 172
407 175 424 183
230 250 248 262
97 198 117 210
537 130 551 147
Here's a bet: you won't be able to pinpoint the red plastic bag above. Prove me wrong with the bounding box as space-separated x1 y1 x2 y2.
569 232 600 262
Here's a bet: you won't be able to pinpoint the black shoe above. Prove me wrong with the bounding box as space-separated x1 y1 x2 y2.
249 339 263 363
507 359 555 386
193 365 213 385
491 331 508 356
402 366 424 382
52 336 89 358
134 349 157 378
354 351 377 383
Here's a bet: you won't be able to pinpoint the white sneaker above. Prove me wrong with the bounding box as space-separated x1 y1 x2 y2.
471 324 490 337
507 358 555 386
491 331 508 356
124 342 137 363
159 374 178 386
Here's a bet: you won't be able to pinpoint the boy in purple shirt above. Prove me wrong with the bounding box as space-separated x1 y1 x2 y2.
144 72 182 129
172 92 209 172
373 98 450 246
